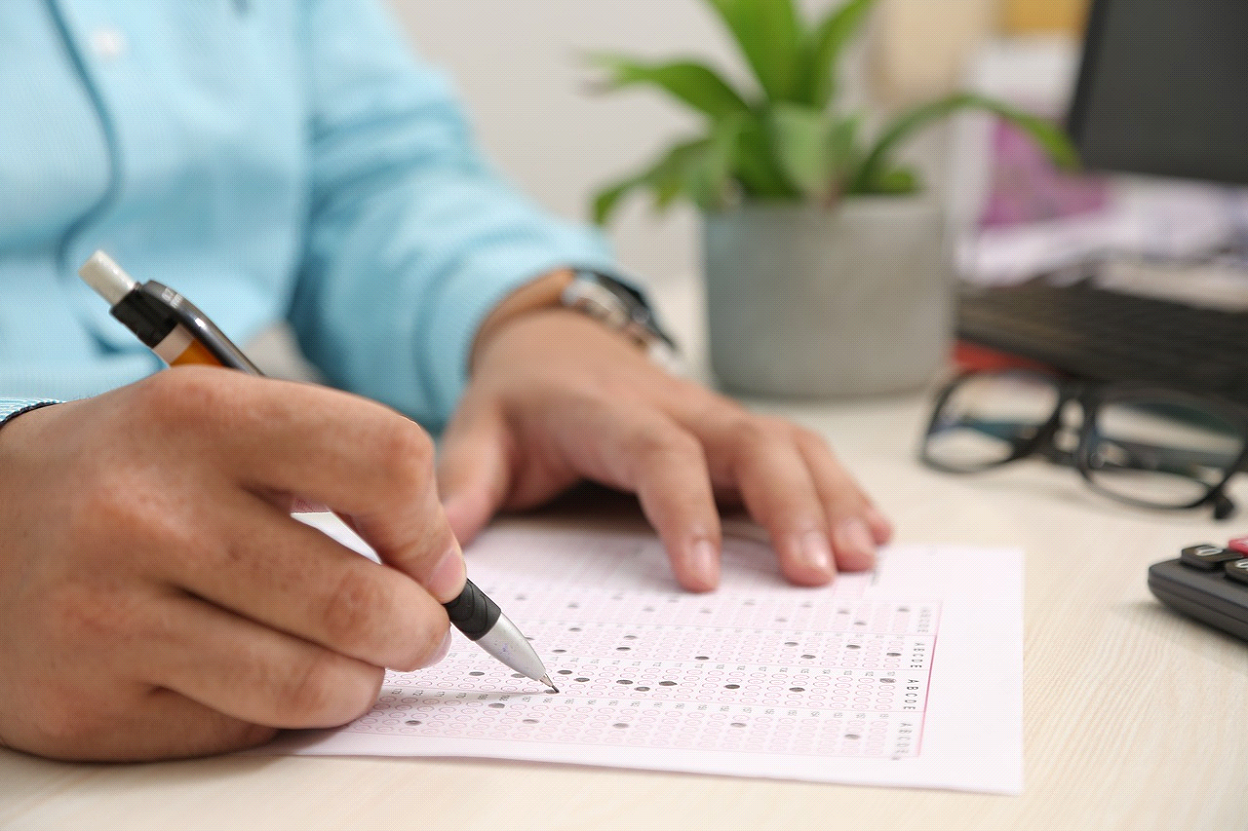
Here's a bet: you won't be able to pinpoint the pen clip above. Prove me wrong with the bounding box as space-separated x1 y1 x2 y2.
141 281 262 375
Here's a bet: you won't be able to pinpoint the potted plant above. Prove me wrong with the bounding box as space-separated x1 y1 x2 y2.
589 0 1076 397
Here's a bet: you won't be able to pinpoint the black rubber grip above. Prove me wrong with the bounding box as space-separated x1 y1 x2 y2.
442 579 500 641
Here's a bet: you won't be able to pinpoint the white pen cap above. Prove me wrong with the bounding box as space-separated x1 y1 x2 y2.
78 250 138 306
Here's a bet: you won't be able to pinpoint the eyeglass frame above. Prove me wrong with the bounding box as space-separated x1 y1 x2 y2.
918 369 1248 520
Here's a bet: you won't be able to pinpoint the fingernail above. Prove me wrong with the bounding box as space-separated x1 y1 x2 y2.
864 505 893 542
418 628 453 669
799 531 833 574
834 518 877 567
689 539 720 588
427 548 466 603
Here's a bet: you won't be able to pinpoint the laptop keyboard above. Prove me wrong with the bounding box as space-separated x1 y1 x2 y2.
956 281 1248 405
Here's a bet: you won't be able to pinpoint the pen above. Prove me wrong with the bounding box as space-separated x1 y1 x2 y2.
78 250 557 694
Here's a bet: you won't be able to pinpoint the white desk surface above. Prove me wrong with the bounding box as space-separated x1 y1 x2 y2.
3 276 1246 830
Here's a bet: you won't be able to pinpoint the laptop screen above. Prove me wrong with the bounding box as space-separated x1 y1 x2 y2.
1067 0 1248 185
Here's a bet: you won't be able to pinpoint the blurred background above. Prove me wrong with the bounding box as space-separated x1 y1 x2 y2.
386 0 1088 283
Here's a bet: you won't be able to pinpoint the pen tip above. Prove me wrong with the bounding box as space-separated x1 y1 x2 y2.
540 675 558 694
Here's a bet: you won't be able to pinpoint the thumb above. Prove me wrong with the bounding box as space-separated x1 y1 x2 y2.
437 397 512 545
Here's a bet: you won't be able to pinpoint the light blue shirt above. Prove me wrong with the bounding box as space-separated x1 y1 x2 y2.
0 0 618 430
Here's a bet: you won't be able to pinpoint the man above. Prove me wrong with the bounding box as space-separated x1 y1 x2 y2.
0 0 891 761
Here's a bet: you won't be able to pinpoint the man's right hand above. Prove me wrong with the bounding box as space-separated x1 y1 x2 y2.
0 368 463 761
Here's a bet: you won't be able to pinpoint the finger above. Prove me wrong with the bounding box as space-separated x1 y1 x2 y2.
34 686 279 763
165 491 450 672
437 394 513 545
794 429 887 571
547 398 722 592
705 418 836 586
140 371 464 598
624 419 722 592
141 593 388 730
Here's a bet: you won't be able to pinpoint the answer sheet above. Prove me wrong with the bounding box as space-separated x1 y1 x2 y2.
272 521 1024 794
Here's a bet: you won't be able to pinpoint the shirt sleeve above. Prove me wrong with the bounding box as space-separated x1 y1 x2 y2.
0 399 59 431
287 0 620 431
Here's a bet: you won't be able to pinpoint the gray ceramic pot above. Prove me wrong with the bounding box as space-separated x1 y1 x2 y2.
702 198 953 398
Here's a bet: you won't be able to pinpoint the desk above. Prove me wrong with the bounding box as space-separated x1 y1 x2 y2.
3 276 1246 830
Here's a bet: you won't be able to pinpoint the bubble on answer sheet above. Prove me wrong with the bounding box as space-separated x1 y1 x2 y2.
316 528 1024 793
347 536 939 761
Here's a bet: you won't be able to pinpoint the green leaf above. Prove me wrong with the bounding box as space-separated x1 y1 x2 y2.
768 103 836 199
589 55 751 119
592 177 640 226
704 0 805 102
862 165 919 195
768 105 866 202
797 0 876 107
732 111 804 200
686 114 745 211
823 113 864 202
826 113 862 171
591 120 745 224
590 144 699 225
851 92 1080 194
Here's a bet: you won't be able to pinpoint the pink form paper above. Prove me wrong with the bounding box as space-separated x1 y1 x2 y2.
270 521 1024 794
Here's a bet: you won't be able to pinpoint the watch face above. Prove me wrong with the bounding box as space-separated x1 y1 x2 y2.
566 272 676 351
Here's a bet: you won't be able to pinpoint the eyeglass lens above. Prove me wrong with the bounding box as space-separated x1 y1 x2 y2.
924 373 1061 470
925 372 1248 511
1084 398 1245 508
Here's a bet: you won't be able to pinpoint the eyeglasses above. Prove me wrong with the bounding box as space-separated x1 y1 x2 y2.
919 370 1248 520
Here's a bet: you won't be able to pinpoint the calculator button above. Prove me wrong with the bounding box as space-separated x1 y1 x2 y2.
1228 537 1248 556
1180 544 1243 571
1226 559 1248 586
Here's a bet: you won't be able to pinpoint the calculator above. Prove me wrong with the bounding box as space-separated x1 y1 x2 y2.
1148 537 1248 642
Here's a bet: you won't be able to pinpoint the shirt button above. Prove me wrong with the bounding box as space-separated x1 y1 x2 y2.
90 26 128 60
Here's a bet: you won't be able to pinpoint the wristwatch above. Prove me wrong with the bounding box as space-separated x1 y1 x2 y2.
560 271 680 369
